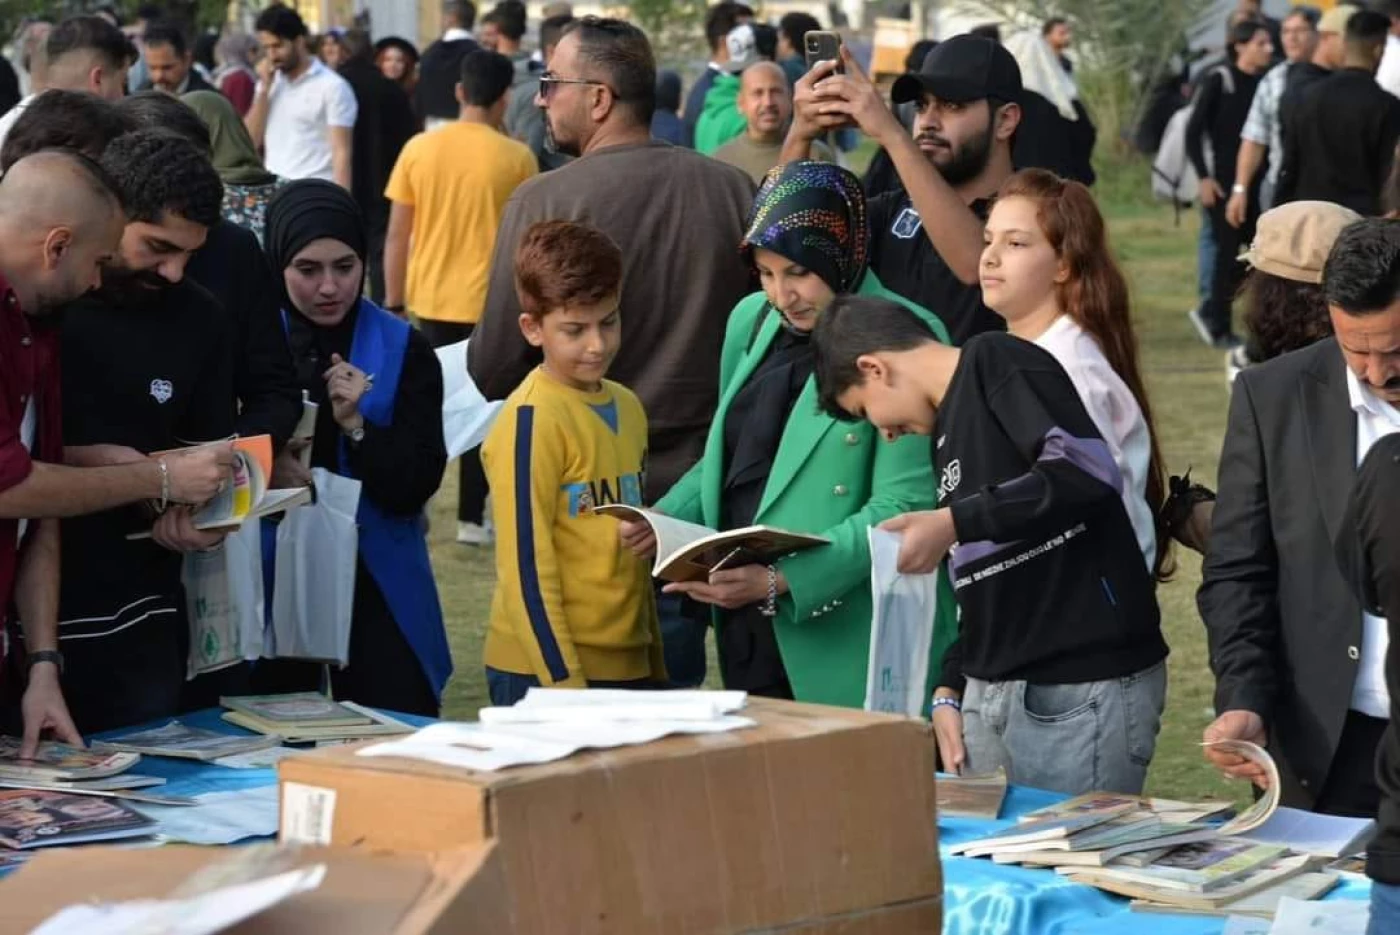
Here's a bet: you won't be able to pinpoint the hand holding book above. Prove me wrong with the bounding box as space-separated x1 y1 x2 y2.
1202 710 1270 787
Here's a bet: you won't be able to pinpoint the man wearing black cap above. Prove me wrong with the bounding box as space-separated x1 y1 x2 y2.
784 35 1021 345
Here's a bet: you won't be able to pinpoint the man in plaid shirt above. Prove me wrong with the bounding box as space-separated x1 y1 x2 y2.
1226 5 1320 228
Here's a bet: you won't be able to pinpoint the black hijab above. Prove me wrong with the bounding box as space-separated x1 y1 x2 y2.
264 179 369 394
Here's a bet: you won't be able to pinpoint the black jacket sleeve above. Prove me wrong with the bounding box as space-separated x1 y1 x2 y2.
1185 72 1221 181
1275 95 1301 206
346 328 446 516
948 369 1120 545
234 238 301 451
1197 373 1281 724
180 295 237 443
1377 100 1400 200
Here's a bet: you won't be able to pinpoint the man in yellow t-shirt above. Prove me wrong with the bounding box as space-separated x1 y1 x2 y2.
385 47 537 545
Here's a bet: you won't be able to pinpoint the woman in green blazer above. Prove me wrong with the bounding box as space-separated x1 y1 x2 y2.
622 162 957 708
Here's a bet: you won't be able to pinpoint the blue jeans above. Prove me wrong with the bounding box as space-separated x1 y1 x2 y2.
1197 208 1216 304
484 667 657 707
961 660 1168 796
1371 880 1400 935
657 589 707 688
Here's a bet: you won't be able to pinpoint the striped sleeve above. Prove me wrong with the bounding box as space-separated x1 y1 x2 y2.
487 402 585 686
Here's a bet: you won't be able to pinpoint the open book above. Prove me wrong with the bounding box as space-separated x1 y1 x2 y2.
130 435 312 538
591 505 829 583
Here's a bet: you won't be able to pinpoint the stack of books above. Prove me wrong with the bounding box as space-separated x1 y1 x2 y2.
96 721 284 762
219 693 414 742
949 790 1348 917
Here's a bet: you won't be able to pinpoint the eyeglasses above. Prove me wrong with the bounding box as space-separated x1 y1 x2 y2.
538 71 614 100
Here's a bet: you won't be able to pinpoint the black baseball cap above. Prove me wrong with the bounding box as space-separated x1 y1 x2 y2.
891 34 1023 106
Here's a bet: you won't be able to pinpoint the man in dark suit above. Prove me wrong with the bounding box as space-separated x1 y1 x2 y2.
1200 215 1400 817
138 21 214 95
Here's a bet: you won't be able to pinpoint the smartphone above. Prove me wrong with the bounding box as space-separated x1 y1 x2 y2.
804 30 843 73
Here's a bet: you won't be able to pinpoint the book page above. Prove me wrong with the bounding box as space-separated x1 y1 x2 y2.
1239 805 1375 858
590 505 720 575
1207 740 1281 835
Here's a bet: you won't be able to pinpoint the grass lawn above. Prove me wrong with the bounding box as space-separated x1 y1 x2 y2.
426 154 1243 808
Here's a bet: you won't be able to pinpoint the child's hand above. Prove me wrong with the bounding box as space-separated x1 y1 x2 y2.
879 509 956 574
618 518 658 559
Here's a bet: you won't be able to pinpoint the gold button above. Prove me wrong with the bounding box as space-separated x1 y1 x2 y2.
845 433 859 445
833 485 848 496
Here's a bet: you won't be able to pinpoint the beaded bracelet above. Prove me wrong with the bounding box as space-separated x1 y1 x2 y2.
931 696 962 713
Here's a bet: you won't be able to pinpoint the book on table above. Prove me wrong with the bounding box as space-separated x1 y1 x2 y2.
1055 839 1289 893
0 788 155 848
946 802 1137 856
221 700 413 742
992 821 1218 868
937 768 1009 820
128 435 312 538
1129 870 1340 918
1065 852 1319 910
220 693 374 728
1017 792 1235 827
93 720 283 762
589 505 829 583
0 739 139 782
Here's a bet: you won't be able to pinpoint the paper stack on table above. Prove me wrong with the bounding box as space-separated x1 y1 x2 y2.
359 689 755 772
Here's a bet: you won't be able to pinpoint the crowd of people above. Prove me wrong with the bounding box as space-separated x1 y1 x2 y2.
3 0 1400 929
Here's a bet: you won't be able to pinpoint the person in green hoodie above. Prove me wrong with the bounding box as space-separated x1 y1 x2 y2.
696 22 771 155
621 161 958 708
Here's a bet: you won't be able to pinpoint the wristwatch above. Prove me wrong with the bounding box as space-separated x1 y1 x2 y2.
27 650 63 674
344 425 366 446
1230 183 1247 195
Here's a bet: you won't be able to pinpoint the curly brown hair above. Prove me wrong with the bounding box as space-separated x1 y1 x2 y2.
1240 269 1333 362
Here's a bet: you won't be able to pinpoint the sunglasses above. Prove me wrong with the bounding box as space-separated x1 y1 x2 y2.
538 71 615 100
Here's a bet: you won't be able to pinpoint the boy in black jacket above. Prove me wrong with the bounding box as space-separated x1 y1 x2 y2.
812 295 1168 795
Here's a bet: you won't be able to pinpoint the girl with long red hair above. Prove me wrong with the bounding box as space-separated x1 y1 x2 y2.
980 168 1170 581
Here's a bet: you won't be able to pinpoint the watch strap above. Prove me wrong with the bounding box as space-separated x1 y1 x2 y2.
27 650 63 673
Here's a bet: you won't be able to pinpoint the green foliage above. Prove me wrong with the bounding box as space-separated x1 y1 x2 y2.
629 0 708 68
958 0 1215 150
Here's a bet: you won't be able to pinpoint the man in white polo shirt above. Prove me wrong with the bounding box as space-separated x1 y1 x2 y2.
245 4 356 188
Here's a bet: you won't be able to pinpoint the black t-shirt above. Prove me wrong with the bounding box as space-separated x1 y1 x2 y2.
57 280 236 634
867 193 1005 346
935 333 1165 691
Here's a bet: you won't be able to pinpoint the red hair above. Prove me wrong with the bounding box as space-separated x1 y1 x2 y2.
996 168 1172 580
514 220 624 319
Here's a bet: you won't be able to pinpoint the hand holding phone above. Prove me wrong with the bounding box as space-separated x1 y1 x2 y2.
804 30 844 73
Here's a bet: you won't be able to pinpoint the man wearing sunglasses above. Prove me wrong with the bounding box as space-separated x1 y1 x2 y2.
469 17 755 691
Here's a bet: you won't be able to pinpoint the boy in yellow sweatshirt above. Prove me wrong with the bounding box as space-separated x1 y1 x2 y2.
481 220 665 706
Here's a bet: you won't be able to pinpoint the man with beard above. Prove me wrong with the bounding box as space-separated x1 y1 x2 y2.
783 35 1021 345
469 17 753 688
0 150 233 754
713 60 832 184
55 130 238 734
138 20 215 96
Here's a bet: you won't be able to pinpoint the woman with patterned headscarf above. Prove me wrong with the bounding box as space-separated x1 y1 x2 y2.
635 162 957 707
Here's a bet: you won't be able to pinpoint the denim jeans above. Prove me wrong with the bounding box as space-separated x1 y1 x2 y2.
1197 209 1216 305
656 589 707 689
961 660 1168 796
1370 880 1400 935
484 667 657 707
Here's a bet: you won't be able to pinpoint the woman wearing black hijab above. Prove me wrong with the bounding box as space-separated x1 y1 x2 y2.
261 180 450 716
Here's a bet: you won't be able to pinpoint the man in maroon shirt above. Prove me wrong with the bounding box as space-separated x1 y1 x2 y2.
0 151 234 755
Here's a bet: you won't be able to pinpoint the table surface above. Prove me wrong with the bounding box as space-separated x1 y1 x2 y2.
46 712 1379 932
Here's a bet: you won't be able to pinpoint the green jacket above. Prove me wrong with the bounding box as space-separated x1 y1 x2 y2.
694 73 746 155
655 271 958 708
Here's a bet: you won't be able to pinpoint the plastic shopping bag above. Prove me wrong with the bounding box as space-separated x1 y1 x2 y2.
437 338 504 459
865 527 940 716
183 519 266 679
269 468 361 666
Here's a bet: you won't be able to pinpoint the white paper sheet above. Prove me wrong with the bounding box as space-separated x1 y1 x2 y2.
436 339 503 458
1221 917 1271 935
28 864 326 935
515 688 748 713
134 786 280 845
1240 806 1376 858
212 746 306 770
1267 896 1370 935
358 715 756 772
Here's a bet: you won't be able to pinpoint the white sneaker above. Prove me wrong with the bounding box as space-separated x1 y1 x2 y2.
456 521 494 546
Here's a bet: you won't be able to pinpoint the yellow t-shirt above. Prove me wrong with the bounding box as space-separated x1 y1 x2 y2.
384 121 537 325
481 368 664 685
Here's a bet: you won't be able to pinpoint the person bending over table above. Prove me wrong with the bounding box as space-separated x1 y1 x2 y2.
260 180 451 717
621 161 956 708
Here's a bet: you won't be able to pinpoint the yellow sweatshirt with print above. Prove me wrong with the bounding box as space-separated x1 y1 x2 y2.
482 368 664 686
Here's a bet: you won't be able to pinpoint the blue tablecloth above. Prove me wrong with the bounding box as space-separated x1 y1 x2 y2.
941 783 1371 935
23 713 1380 932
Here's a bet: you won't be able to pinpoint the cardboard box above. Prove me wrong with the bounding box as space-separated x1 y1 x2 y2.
278 698 942 935
0 842 508 934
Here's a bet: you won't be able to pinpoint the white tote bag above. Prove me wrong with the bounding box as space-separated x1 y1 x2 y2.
269 468 361 666
183 519 266 679
437 338 504 459
864 527 940 717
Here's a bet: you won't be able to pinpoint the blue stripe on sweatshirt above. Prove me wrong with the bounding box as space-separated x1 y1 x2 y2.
513 406 569 682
